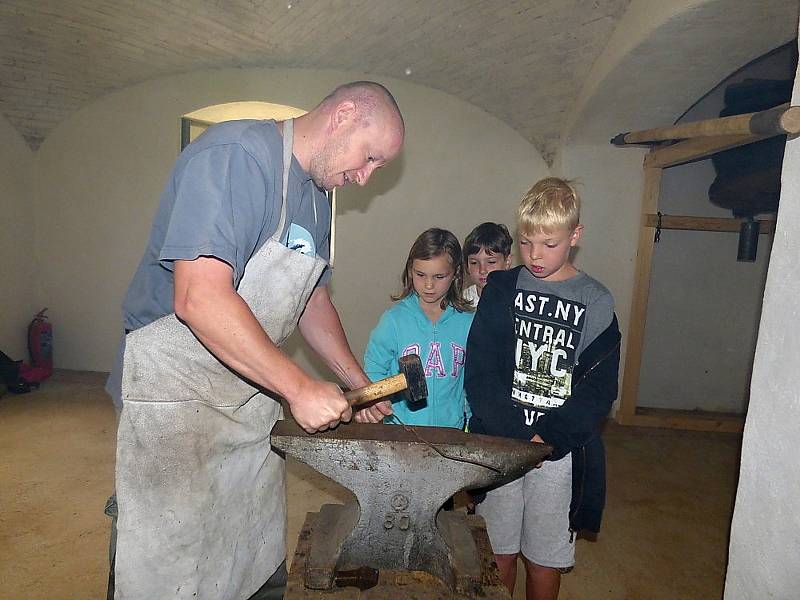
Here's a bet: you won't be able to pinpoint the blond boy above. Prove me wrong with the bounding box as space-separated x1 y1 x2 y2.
465 178 621 600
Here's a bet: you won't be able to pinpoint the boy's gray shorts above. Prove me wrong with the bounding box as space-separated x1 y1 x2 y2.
476 453 574 569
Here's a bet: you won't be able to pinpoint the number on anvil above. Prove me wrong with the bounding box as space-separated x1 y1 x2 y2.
383 512 411 530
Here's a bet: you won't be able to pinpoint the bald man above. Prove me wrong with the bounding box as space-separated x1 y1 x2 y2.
107 82 404 600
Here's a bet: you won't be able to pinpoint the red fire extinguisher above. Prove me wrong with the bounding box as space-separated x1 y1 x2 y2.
26 308 53 380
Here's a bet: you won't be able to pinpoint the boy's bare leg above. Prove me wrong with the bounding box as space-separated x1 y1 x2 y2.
523 557 560 600
494 553 519 595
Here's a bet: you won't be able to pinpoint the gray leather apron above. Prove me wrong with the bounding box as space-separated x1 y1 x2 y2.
114 119 327 600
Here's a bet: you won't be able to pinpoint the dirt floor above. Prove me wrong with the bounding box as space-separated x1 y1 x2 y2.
0 371 742 599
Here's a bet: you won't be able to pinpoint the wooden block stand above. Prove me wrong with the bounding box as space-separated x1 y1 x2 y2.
285 511 511 599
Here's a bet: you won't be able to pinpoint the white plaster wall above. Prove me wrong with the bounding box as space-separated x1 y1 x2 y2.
724 39 800 600
32 68 548 373
559 0 798 414
0 113 34 360
638 46 793 413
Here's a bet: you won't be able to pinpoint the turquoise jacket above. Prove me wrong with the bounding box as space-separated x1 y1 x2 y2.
364 294 474 428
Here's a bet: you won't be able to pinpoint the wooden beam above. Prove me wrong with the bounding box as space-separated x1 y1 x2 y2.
616 408 745 433
618 164 662 422
644 133 768 168
613 103 799 145
644 214 777 234
180 117 191 151
183 116 216 128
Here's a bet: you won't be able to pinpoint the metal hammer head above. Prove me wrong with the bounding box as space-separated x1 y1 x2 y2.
398 354 427 405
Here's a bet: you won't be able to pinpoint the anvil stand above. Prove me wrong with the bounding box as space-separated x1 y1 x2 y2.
271 419 552 599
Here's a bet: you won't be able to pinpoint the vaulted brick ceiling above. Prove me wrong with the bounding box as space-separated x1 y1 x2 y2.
0 0 630 161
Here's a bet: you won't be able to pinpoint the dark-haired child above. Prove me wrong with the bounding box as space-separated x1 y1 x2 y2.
463 222 513 306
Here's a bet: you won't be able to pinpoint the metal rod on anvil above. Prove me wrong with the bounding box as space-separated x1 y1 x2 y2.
270 419 551 594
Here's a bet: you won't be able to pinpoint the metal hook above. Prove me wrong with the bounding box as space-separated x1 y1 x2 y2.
654 211 663 243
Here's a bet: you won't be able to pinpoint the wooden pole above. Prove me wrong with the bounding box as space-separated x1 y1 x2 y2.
643 133 767 169
617 163 662 424
612 103 800 146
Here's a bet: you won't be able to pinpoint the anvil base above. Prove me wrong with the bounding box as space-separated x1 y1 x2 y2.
286 509 511 599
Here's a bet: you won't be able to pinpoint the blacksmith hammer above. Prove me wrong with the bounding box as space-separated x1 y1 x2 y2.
344 354 427 408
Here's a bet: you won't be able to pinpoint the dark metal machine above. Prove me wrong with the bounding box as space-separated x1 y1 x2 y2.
271 419 552 598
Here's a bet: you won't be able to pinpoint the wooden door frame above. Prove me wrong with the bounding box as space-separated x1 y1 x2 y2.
613 104 799 432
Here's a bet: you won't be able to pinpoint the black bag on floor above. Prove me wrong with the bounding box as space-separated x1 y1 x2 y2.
0 349 34 394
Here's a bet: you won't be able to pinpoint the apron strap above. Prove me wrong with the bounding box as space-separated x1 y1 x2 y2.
274 118 320 243
272 118 293 243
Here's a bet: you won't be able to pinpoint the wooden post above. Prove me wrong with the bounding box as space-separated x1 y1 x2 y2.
617 162 662 424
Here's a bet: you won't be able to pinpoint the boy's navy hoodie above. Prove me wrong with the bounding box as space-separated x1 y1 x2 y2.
466 266 621 533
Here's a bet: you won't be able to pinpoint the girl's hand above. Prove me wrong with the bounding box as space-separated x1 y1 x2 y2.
354 400 393 423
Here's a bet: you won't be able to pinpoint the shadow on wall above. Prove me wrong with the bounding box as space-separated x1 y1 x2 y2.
335 154 405 215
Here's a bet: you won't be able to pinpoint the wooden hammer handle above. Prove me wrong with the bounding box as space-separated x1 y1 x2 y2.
345 373 407 407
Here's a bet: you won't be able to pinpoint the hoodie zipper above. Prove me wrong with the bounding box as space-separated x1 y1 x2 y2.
431 319 438 425
569 444 587 539
572 339 621 388
568 337 620 532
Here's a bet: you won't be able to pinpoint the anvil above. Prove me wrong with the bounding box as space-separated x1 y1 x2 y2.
271 420 551 595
